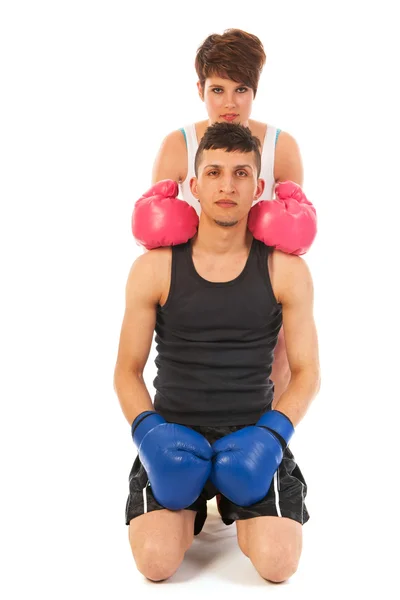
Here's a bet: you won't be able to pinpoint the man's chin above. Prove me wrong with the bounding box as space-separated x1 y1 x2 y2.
214 219 239 228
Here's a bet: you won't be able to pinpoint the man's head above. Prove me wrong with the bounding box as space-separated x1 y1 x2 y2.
190 122 264 228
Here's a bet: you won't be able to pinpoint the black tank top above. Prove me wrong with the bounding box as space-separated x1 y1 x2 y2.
153 238 282 426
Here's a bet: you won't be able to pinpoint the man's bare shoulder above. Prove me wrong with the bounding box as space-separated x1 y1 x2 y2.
126 248 172 301
269 250 313 303
271 249 308 271
131 247 172 277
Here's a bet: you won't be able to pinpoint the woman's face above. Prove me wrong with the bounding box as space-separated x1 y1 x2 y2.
199 77 254 126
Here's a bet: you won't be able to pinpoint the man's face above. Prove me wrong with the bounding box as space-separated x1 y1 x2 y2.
190 148 264 227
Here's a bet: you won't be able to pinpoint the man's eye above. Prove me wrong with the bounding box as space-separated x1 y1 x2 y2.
237 170 247 176
208 170 218 176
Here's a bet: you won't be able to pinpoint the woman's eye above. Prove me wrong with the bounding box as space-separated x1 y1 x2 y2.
212 88 223 94
237 87 248 93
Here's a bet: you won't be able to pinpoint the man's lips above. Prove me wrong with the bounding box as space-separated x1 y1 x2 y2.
216 200 237 207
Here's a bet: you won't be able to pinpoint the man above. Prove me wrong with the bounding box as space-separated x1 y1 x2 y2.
114 122 320 583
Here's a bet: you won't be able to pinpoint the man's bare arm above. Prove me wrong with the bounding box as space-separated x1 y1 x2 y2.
113 251 163 425
270 252 321 426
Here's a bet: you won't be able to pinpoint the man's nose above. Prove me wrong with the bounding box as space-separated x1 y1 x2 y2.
220 175 235 193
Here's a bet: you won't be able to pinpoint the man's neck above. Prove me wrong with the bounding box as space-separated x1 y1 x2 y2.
191 218 253 256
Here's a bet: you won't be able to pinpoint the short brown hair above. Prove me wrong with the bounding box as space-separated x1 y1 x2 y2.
195 29 266 97
194 122 261 177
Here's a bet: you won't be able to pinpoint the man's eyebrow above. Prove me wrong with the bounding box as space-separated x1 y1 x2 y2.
203 163 254 170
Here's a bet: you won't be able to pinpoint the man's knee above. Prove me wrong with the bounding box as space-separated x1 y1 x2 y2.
133 538 185 582
128 510 195 581
249 543 300 583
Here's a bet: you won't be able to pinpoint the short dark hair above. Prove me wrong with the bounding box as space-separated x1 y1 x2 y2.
194 122 261 177
195 29 266 98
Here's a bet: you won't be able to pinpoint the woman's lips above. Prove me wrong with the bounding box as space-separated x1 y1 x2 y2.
221 114 238 122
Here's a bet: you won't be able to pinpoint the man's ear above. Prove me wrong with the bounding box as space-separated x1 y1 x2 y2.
190 177 200 202
196 81 204 101
255 178 265 201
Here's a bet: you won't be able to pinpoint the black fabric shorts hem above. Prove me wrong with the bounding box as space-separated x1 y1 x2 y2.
125 424 310 536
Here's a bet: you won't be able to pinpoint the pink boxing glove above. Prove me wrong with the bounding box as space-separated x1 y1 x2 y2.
248 181 317 255
132 180 199 250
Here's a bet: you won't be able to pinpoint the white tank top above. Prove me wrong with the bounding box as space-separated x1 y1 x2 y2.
178 123 279 216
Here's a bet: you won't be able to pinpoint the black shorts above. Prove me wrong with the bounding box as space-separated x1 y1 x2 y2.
125 424 310 536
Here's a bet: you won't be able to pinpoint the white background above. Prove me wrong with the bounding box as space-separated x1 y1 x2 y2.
1 0 399 597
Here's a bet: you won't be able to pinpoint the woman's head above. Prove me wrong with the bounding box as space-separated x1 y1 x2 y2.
195 29 266 125
195 29 266 95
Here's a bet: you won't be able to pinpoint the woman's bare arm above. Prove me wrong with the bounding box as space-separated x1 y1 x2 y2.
151 129 187 184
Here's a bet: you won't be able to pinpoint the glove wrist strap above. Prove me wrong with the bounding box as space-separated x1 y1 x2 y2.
256 409 295 449
131 411 165 448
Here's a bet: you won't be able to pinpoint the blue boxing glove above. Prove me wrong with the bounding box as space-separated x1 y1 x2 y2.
210 410 294 507
131 411 213 510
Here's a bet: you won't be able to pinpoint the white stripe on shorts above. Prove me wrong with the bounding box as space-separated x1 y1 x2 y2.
273 471 282 517
142 482 149 514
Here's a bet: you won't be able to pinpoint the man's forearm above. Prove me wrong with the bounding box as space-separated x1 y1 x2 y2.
114 368 154 426
273 368 320 427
